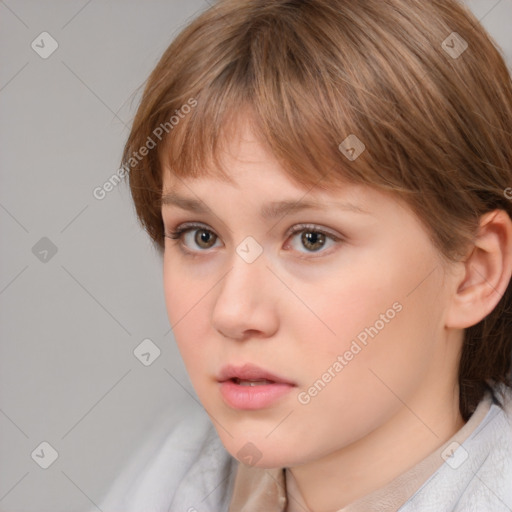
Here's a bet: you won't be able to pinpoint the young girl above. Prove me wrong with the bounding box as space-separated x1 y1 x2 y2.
100 0 512 510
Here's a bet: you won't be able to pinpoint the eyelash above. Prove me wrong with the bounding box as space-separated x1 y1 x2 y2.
164 222 342 259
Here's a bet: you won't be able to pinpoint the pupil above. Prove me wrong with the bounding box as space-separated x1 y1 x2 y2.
197 230 213 247
303 232 325 251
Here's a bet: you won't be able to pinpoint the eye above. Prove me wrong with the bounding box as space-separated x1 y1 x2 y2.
165 223 221 253
285 224 340 256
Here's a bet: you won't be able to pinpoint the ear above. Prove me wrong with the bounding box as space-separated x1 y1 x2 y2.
445 209 512 329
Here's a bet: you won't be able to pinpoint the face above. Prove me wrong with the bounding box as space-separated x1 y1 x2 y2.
160 119 461 469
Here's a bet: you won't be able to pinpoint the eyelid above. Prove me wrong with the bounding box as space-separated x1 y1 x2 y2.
165 221 341 239
285 223 341 241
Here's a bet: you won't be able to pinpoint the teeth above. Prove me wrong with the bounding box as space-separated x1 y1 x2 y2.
235 378 274 386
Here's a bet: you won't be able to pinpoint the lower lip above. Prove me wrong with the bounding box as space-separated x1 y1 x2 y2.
219 380 295 410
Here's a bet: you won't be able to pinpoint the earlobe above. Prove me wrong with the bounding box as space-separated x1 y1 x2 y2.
445 210 512 329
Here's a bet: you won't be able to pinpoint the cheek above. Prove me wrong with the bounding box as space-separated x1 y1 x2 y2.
288 252 404 361
163 262 208 364
267 306 439 465
291 248 444 412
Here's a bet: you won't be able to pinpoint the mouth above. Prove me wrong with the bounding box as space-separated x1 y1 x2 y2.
217 363 296 410
229 378 278 386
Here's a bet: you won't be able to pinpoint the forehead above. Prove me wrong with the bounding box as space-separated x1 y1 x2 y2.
161 116 336 193
158 112 407 219
160 141 354 207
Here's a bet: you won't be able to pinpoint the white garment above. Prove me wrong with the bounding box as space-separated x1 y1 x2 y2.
96 403 237 512
96 384 512 512
398 383 512 512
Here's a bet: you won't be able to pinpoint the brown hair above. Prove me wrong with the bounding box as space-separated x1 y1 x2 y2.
123 0 512 420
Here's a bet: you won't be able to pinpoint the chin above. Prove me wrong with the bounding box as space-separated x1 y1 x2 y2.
215 430 300 469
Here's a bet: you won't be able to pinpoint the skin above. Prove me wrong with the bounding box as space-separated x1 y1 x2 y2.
160 117 512 511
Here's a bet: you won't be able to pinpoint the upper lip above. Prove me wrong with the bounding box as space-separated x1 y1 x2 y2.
217 363 296 385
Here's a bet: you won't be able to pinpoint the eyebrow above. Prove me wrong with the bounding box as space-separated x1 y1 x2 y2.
161 192 370 218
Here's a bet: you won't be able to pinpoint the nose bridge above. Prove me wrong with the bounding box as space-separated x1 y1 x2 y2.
211 244 278 338
218 246 267 308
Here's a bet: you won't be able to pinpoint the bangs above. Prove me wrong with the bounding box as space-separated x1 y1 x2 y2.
157 6 403 195
159 78 359 194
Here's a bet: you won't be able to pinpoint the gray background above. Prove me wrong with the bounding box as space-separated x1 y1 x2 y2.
0 1 511 510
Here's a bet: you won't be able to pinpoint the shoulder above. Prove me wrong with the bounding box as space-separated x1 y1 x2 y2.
401 383 512 512
97 401 237 512
451 383 512 511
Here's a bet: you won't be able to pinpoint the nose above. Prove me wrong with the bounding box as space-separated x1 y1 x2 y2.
211 252 279 341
